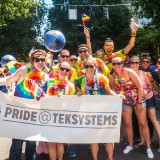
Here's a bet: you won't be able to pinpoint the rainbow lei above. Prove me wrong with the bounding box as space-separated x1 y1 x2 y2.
46 79 70 96
113 68 125 94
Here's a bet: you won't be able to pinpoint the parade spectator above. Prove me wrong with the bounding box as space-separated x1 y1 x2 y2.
95 49 105 61
109 57 154 159
0 49 49 160
75 56 117 160
43 61 75 160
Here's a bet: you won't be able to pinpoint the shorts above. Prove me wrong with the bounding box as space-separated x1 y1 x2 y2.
123 101 146 109
146 96 156 109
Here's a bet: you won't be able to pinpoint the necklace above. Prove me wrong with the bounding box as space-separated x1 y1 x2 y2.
113 68 125 94
84 74 99 95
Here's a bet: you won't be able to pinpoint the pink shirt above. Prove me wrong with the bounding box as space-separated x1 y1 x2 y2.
139 70 153 100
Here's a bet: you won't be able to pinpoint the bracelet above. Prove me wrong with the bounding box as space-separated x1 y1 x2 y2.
137 102 142 104
131 33 136 37
86 36 90 38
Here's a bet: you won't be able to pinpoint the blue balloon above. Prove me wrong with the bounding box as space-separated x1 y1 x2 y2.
44 30 66 52
1 55 16 67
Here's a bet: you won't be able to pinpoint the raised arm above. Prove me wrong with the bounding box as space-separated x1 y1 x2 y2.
124 19 138 55
84 26 92 55
0 67 25 86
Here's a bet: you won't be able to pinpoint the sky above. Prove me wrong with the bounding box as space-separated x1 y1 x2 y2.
44 0 52 4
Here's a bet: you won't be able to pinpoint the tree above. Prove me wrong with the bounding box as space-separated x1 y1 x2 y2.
0 0 38 27
48 0 132 54
133 0 160 29
0 1 47 60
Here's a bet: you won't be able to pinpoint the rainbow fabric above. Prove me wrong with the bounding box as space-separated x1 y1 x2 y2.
14 67 46 100
75 73 109 95
81 13 90 23
44 78 75 96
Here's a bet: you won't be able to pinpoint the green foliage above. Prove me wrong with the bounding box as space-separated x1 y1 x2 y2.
0 1 47 60
133 0 160 29
48 0 132 54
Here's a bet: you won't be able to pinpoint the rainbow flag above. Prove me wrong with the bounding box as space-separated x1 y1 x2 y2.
31 82 44 100
81 13 90 23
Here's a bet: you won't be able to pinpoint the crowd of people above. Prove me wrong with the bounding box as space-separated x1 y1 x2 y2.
0 20 160 160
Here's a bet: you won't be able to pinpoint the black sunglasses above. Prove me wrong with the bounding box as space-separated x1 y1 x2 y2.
112 62 122 66
61 55 70 58
70 59 78 61
141 60 150 64
59 67 70 72
34 58 45 63
84 65 94 69
78 50 88 53
130 61 139 65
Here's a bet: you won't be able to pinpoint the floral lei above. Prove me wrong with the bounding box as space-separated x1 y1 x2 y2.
49 79 70 95
113 68 125 94
84 74 99 95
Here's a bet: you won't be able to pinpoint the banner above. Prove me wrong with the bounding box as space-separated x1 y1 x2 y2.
0 92 122 143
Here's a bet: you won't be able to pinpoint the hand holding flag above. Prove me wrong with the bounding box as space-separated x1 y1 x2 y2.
81 13 90 25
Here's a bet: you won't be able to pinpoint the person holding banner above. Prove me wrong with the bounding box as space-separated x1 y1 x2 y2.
109 57 154 159
75 56 116 160
43 61 75 160
0 49 49 160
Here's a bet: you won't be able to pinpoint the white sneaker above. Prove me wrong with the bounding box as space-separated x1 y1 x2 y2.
147 149 154 159
123 146 133 154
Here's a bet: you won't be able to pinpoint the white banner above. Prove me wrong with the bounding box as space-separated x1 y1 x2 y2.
0 92 122 143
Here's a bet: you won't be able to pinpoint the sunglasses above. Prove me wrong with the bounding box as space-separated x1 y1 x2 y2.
141 61 150 64
112 62 122 66
78 50 88 53
70 59 78 61
59 67 70 72
84 65 94 69
61 55 70 58
96 54 104 58
105 45 113 49
34 58 45 63
130 61 139 65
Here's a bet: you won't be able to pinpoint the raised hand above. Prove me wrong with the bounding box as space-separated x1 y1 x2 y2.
130 18 138 33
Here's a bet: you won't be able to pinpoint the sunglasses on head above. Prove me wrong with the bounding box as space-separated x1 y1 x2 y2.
59 67 70 72
61 55 70 58
130 61 139 65
34 58 45 63
141 60 150 64
70 59 78 61
84 64 94 69
78 50 88 53
112 62 122 66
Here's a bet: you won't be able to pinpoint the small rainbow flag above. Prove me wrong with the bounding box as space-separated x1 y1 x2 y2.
81 13 90 23
31 82 44 100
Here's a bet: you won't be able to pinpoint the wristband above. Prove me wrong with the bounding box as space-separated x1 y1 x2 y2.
137 102 142 104
86 36 90 38
131 33 136 37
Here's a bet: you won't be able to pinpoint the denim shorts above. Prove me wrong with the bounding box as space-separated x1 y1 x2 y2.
123 101 146 109
146 96 156 109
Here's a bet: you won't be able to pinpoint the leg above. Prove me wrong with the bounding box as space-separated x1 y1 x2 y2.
25 141 36 160
48 142 56 160
134 107 150 149
122 107 133 147
57 143 64 160
90 143 99 160
9 139 23 160
105 143 114 159
147 108 160 142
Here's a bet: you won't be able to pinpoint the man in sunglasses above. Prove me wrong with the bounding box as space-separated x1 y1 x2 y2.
0 49 49 160
74 44 110 77
50 49 78 84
